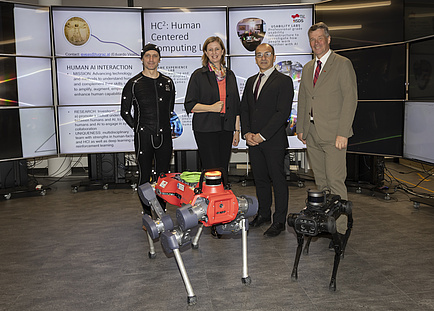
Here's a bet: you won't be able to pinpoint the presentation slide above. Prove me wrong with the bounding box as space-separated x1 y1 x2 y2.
228 5 312 55
56 57 142 106
20 107 57 158
16 57 53 107
58 105 134 154
404 101 434 164
143 8 226 57
52 8 142 57
159 57 202 103
14 5 51 56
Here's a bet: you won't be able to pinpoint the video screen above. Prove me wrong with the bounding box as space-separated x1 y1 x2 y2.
14 4 51 56
404 101 434 165
228 5 313 55
56 57 142 106
158 57 202 104
348 101 404 157
52 7 142 57
144 8 226 57
339 44 406 101
408 38 434 101
0 56 18 107
0 3 57 161
0 109 22 160
0 2 15 55
58 105 134 154
20 107 57 158
315 0 404 50
405 1 434 41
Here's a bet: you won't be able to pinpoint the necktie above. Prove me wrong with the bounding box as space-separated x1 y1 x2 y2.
254 73 264 100
313 60 322 86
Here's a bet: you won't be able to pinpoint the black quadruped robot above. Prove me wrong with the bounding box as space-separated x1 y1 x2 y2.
138 169 258 305
287 190 353 291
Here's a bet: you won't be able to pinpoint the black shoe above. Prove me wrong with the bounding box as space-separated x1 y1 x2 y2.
264 222 285 237
249 215 271 228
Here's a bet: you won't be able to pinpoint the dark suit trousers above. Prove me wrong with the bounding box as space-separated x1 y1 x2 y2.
249 145 288 224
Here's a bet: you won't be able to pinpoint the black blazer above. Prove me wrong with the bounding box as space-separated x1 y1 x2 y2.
184 66 240 132
241 69 294 149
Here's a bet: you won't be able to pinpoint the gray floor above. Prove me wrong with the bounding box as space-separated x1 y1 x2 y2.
1 161 434 311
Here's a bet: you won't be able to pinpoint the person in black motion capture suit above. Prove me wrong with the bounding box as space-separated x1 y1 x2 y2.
121 43 175 215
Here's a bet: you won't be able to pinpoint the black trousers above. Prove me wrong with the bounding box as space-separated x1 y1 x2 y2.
249 145 288 224
194 130 233 174
135 128 172 215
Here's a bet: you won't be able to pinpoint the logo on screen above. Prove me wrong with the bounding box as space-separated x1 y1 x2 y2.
64 17 91 46
292 14 306 23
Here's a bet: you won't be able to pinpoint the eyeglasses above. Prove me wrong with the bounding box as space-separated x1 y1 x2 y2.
255 52 273 58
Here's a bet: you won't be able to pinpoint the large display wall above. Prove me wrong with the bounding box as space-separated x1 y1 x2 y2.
0 3 56 161
2 0 434 165
53 4 313 153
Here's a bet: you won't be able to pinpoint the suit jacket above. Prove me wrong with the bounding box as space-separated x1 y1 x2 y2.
241 69 294 150
298 51 357 142
184 66 240 132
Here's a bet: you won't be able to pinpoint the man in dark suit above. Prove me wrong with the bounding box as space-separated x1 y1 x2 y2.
297 22 357 233
241 43 294 237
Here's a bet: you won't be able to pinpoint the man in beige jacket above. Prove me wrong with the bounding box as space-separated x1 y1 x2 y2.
297 22 357 233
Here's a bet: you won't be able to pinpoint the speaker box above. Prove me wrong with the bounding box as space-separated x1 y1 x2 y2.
88 153 125 184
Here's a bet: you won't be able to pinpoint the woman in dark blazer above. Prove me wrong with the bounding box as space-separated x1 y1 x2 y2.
184 36 241 175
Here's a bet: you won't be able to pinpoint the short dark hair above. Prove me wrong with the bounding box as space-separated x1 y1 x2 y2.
308 22 330 37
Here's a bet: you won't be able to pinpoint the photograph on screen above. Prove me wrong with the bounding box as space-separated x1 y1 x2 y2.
14 4 51 57
56 57 142 106
159 57 202 103
236 18 266 52
404 102 434 165
348 101 404 157
16 57 53 107
52 7 142 57
143 8 226 57
20 107 57 158
58 105 134 154
228 5 313 55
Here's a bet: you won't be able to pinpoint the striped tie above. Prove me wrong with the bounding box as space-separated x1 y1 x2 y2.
313 60 322 86
254 73 264 100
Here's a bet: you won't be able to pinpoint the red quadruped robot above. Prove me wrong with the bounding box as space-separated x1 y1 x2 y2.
138 169 258 305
